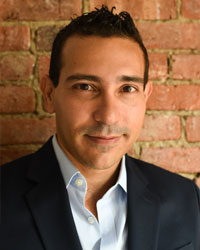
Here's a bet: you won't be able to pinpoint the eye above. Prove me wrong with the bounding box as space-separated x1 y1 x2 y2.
73 83 94 91
122 85 137 93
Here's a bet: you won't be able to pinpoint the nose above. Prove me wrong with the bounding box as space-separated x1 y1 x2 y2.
93 92 119 125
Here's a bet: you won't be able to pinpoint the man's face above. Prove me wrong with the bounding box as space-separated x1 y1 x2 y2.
43 35 152 171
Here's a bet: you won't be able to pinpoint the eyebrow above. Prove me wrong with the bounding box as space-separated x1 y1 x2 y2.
66 74 101 83
66 73 144 84
119 75 144 84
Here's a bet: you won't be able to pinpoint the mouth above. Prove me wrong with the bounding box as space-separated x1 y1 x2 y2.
85 135 121 145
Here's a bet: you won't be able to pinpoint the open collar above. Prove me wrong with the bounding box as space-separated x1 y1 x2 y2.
25 138 161 250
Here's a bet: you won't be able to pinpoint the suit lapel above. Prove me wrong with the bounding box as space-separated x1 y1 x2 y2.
24 139 160 250
25 139 82 250
126 156 160 250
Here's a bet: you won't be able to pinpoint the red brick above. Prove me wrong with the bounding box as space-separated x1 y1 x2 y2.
0 0 81 21
137 23 200 49
141 147 200 173
36 26 63 51
0 118 56 145
181 0 200 19
195 177 200 188
0 0 58 20
0 148 35 165
147 85 200 110
90 0 177 20
60 0 82 19
0 86 35 114
186 116 200 142
149 53 168 80
172 54 200 79
138 115 181 141
0 26 30 51
0 54 34 80
38 56 50 81
38 56 51 112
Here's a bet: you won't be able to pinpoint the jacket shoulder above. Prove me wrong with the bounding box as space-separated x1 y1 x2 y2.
1 153 35 177
126 155 199 200
1 137 53 175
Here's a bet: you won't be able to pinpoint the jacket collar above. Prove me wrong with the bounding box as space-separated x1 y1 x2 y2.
126 156 161 250
25 138 160 250
25 138 82 250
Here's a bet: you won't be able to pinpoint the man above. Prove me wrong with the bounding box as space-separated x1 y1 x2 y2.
0 6 199 250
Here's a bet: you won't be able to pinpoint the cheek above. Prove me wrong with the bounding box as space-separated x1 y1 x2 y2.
55 98 92 129
127 104 146 130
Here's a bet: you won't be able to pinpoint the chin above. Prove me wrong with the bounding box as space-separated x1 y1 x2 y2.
80 152 122 170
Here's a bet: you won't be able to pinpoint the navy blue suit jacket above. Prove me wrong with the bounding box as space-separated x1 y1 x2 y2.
0 138 200 250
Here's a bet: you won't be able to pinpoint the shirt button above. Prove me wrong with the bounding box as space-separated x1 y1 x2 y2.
88 216 94 224
75 178 83 187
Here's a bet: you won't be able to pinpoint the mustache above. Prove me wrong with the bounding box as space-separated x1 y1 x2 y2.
78 124 130 136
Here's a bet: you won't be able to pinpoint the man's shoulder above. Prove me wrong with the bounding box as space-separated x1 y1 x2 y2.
1 152 34 174
127 155 192 183
1 138 54 181
1 153 38 193
126 155 199 200
1 137 53 169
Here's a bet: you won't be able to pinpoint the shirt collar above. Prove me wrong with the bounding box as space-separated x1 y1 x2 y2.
52 135 127 193
52 135 78 187
118 155 127 193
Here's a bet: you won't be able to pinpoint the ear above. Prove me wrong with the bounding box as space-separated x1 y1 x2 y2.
40 75 55 113
144 80 153 102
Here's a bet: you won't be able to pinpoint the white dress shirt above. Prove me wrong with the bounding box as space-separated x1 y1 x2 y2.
52 136 127 250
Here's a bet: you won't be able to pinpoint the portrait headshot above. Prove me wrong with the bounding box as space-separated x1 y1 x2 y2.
0 1 200 250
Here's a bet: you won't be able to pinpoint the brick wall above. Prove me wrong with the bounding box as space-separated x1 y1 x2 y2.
0 0 200 186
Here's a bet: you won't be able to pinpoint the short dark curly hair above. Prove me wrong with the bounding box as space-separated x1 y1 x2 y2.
49 5 149 88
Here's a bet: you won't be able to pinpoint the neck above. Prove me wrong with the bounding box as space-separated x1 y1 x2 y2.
80 163 121 219
81 163 121 199
57 135 122 218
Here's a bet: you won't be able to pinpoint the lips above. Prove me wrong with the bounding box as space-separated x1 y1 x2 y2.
85 135 121 144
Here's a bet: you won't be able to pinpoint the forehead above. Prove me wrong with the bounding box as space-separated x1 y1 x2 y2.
60 35 145 77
